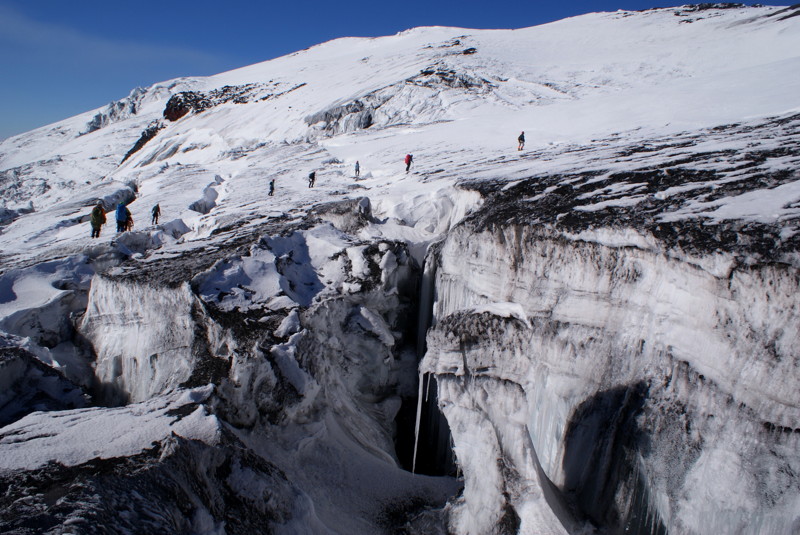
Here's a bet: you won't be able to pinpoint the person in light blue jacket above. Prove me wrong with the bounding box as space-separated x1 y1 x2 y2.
116 203 131 232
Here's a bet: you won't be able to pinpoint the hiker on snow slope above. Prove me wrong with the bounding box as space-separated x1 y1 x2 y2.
116 203 131 233
90 203 106 238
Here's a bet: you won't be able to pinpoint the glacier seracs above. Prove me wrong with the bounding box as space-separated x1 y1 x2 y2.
1 4 800 534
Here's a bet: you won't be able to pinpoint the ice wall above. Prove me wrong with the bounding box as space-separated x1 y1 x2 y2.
80 275 215 404
421 223 800 534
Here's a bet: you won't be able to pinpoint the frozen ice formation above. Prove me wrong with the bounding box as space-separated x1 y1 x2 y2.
1 4 800 534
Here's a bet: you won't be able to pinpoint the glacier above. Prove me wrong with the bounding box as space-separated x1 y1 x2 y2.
1 4 800 534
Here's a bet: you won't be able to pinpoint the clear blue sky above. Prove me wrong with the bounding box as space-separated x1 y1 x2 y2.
0 1 763 140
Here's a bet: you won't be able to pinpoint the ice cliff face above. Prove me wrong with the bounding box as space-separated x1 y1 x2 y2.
81 277 202 404
1 4 800 534
422 222 800 534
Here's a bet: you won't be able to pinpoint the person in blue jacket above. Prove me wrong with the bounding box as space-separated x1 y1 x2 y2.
116 202 131 232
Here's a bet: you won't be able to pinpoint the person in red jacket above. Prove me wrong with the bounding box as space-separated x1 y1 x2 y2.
405 154 413 173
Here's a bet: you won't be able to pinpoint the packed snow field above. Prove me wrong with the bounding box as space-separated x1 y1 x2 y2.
1 4 799 534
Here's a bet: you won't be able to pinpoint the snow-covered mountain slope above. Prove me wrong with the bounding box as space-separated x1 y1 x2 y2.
1 4 799 534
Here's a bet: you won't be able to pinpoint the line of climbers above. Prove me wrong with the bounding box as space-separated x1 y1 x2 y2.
90 131 525 236
288 130 522 193
89 202 160 238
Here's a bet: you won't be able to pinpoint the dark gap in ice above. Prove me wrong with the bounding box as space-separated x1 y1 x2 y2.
624 467 669 535
90 376 131 407
180 302 232 390
394 249 457 477
395 392 419 472
396 376 456 477
410 373 457 477
562 381 669 534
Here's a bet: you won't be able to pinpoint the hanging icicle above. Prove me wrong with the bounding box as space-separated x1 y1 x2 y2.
425 370 434 403
412 371 426 474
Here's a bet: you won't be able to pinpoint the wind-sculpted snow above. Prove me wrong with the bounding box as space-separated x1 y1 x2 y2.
0 386 220 471
1 5 799 534
82 87 151 135
306 62 494 136
0 431 322 535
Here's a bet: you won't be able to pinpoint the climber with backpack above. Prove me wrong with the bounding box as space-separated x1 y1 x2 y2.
116 202 131 233
89 203 106 238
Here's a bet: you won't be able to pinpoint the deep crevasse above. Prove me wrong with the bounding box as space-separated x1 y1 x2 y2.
420 223 800 534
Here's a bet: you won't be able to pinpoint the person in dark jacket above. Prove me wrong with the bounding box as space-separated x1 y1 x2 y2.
90 203 106 238
116 202 131 233
269 179 275 196
308 171 316 188
517 131 525 151
405 154 413 173
355 161 360 178
151 204 161 225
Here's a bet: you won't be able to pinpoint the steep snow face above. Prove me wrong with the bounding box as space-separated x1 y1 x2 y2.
421 223 800 534
2 4 798 232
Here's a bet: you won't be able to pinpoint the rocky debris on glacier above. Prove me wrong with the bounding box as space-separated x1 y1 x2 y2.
462 113 800 264
1 4 800 534
0 387 318 534
121 121 165 163
0 433 305 535
162 84 265 122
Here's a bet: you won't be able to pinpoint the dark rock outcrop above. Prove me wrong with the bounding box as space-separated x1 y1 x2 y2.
0 432 304 535
163 91 214 122
163 85 262 122
120 122 165 163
